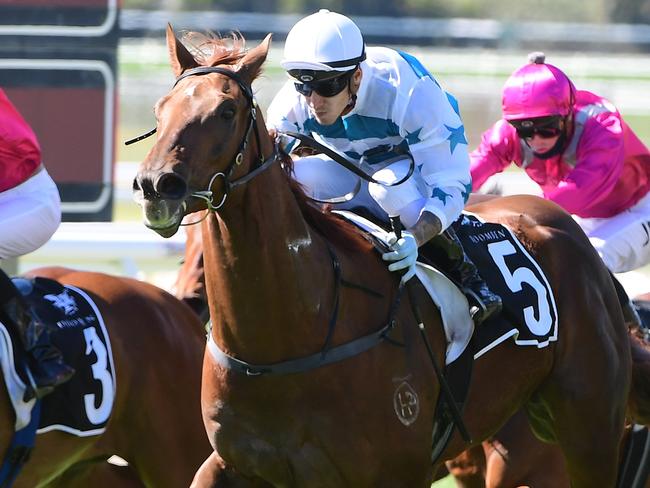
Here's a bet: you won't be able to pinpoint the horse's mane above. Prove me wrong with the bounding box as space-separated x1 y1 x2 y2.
280 152 374 254
182 31 252 70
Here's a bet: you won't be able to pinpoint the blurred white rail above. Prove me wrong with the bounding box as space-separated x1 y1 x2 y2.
121 10 650 47
19 222 186 288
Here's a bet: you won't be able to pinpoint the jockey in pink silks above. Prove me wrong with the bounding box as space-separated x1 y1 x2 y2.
470 53 650 277
0 87 73 398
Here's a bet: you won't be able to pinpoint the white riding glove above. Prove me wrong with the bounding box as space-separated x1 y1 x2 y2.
382 231 418 284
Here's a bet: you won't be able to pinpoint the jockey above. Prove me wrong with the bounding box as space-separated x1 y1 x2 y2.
267 9 502 324
470 53 650 323
0 88 74 399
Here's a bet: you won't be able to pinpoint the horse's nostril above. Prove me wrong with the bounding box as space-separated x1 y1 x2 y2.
155 173 187 200
133 174 156 199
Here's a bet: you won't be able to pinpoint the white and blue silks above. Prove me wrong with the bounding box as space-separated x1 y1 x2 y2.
267 46 472 232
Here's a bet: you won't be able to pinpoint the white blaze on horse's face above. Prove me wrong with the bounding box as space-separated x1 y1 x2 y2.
135 76 244 238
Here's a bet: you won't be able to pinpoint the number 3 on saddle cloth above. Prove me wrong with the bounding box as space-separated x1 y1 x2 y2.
0 277 116 435
450 213 559 358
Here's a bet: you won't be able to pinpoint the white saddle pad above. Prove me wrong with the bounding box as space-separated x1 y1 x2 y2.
334 210 474 364
0 323 36 430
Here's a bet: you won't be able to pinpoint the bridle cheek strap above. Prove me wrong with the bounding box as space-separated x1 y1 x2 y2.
124 65 278 216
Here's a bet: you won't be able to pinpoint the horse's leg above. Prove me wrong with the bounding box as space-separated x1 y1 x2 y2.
190 451 272 488
46 460 145 488
538 317 628 486
444 445 486 488
628 327 650 424
482 410 568 488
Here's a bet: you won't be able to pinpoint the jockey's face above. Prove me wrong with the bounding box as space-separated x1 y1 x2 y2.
302 68 362 126
525 133 561 154
509 115 565 155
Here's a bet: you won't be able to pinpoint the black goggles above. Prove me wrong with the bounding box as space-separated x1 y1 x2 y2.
293 70 355 98
509 116 564 139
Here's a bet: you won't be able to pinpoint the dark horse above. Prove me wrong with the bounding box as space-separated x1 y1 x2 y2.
1 266 211 487
133 26 649 486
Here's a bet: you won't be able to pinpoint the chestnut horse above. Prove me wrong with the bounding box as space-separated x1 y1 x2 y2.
174 211 650 488
1 266 211 487
445 296 650 488
133 26 646 487
172 214 209 324
447 412 650 488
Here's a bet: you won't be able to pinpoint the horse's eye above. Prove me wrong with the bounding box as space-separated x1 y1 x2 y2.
222 109 235 120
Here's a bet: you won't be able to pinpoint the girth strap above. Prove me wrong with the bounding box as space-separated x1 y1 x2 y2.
207 245 405 376
207 312 400 376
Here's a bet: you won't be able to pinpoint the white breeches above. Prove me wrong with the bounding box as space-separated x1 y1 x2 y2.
476 172 650 273
292 155 428 228
0 168 61 259
574 192 650 273
292 154 388 222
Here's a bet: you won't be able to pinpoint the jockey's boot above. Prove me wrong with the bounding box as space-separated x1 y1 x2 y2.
0 270 74 400
433 227 502 325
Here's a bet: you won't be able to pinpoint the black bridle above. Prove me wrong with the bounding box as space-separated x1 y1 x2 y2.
127 66 278 214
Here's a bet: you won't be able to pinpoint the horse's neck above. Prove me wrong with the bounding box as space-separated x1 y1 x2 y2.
202 164 332 360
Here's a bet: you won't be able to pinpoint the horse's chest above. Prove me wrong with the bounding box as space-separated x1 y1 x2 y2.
214 411 344 486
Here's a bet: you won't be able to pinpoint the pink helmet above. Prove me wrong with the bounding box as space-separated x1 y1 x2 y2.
502 53 575 121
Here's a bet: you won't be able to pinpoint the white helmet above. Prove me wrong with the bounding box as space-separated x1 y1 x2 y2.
282 9 366 81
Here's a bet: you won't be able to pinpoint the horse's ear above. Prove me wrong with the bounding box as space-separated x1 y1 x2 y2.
166 23 198 78
236 34 272 84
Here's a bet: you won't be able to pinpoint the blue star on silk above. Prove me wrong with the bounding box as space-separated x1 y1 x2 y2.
444 124 468 154
431 188 452 204
461 182 472 203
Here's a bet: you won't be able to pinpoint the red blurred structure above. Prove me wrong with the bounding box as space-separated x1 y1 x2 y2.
0 0 119 222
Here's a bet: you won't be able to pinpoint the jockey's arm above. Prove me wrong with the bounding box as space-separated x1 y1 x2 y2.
408 211 442 247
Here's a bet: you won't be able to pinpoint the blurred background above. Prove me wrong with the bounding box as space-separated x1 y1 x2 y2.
3 0 650 294
1 2 649 485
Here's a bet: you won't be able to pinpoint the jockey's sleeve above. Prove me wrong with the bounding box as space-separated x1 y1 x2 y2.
544 114 625 215
0 88 41 192
398 75 471 232
469 120 517 191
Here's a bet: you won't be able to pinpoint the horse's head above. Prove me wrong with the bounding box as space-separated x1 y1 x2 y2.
133 24 272 237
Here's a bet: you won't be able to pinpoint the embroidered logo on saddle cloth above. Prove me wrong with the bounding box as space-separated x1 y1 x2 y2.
455 213 559 358
19 278 116 437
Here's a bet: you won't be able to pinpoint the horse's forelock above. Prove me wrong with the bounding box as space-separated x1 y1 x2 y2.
181 31 247 68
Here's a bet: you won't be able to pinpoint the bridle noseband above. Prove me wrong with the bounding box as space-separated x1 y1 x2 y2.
126 65 278 216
